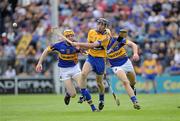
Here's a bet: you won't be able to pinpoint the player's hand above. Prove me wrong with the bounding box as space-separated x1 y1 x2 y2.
103 34 110 41
71 41 76 46
132 53 139 61
81 50 88 55
71 42 80 49
36 63 43 72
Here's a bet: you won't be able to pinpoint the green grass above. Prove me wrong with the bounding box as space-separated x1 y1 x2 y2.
0 94 180 121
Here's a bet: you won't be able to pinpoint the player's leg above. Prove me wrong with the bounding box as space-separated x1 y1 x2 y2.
72 70 85 103
127 72 137 95
60 68 74 105
77 62 91 104
116 70 135 97
79 62 97 111
151 74 157 94
93 57 105 110
79 61 91 88
152 79 157 94
113 67 140 110
125 59 137 95
144 75 151 93
96 74 105 110
64 79 76 105
59 68 74 105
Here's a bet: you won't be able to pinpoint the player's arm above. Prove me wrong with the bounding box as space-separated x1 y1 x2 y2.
71 29 106 49
36 46 52 72
141 61 146 75
107 30 127 53
71 34 110 49
72 41 100 49
107 36 124 54
126 40 139 61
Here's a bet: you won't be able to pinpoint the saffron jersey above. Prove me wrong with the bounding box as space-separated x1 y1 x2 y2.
87 29 110 57
143 59 157 74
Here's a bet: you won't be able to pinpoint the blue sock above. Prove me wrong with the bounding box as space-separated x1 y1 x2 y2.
90 104 96 111
130 96 137 103
99 93 104 103
80 88 91 101
81 88 96 111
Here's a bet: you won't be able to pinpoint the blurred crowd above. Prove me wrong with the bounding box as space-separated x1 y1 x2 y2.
0 0 180 78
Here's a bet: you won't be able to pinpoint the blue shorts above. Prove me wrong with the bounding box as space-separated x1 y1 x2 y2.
86 55 105 75
144 74 156 81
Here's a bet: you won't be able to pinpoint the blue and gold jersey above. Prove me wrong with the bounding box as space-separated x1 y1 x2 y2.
107 37 128 67
87 29 110 57
47 41 79 68
143 59 157 74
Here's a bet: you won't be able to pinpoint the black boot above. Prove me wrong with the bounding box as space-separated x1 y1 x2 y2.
98 101 104 110
64 93 71 105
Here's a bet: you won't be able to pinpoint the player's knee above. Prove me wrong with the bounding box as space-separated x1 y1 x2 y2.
81 72 88 80
97 83 103 88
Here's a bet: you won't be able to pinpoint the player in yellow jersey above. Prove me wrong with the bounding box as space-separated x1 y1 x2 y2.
72 29 141 110
76 18 110 110
142 54 157 94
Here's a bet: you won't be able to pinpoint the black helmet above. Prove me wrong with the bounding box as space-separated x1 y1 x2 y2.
97 18 109 27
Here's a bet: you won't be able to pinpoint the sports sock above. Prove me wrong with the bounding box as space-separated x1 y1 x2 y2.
80 88 91 101
80 88 96 111
130 96 138 103
99 93 104 103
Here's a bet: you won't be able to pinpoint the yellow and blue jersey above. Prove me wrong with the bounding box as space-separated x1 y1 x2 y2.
143 59 157 80
143 59 157 74
107 37 128 67
87 29 110 57
47 41 79 68
86 29 110 75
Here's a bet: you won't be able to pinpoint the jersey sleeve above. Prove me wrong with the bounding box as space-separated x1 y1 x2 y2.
123 39 128 45
97 39 109 49
117 38 128 46
87 29 95 43
47 43 59 52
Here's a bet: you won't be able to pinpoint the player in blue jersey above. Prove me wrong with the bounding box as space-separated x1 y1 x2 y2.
106 30 140 109
71 29 141 110
36 29 98 111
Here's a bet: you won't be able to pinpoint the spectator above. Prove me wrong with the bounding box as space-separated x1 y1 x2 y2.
4 66 16 78
0 0 179 77
141 54 157 94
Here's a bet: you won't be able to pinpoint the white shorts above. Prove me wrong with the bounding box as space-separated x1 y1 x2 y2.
59 64 81 81
112 59 135 74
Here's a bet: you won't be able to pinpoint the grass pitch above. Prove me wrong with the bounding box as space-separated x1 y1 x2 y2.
0 94 180 121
